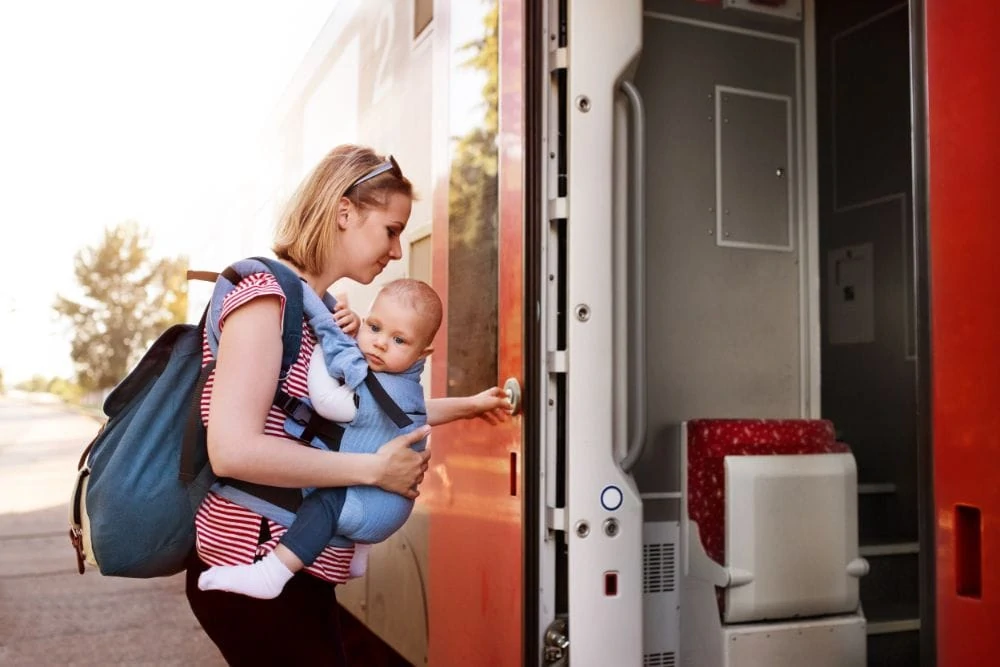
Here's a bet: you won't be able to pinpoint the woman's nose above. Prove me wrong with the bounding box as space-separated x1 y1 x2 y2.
389 237 403 260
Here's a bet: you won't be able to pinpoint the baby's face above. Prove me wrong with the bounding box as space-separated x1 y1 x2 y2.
357 294 432 373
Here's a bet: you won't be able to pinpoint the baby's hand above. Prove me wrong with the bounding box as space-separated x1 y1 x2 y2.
333 297 360 337
469 386 513 425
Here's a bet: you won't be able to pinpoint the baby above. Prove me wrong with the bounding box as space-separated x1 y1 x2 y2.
199 279 449 599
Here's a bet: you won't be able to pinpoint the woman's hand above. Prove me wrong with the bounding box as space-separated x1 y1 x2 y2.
373 425 432 499
333 296 361 337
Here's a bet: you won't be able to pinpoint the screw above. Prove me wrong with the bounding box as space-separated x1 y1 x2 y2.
576 96 591 112
575 304 590 321
604 518 620 537
576 521 590 538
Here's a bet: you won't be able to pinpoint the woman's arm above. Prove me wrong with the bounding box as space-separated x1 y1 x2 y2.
207 296 429 498
426 386 512 426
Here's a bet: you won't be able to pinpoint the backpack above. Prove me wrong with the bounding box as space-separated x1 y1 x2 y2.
68 256 329 578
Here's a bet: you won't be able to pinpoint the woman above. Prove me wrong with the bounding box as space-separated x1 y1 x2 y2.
185 145 508 664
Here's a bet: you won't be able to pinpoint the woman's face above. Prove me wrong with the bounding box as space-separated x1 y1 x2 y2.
338 192 412 284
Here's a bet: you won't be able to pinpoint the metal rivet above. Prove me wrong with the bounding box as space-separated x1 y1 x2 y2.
576 521 590 538
575 304 591 321
776 167 785 178
708 229 714 236
603 518 620 537
548 398 555 407
576 96 591 112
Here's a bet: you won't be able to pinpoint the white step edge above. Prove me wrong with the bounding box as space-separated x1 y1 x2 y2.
867 619 920 636
858 483 898 495
859 542 920 557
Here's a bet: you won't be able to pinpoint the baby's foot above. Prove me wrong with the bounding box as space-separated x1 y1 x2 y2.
198 551 294 599
349 543 372 578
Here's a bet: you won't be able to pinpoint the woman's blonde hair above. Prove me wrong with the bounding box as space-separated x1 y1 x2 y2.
273 144 414 275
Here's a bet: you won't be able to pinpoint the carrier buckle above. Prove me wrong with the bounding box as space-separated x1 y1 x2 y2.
273 391 314 425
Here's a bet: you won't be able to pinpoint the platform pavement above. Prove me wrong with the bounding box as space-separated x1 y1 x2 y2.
0 393 225 666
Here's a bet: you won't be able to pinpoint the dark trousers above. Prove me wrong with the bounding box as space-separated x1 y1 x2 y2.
185 551 348 666
281 486 347 566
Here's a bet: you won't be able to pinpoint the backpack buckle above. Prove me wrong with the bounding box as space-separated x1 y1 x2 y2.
68 527 86 575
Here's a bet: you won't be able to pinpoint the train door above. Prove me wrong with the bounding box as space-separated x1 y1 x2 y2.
420 1 528 665
924 0 1000 663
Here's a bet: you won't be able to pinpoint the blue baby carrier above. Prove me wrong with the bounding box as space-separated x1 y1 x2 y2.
68 257 343 577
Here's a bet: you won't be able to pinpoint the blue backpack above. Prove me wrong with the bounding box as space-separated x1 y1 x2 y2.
68 257 337 577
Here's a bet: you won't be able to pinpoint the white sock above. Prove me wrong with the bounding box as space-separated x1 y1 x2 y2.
198 551 295 599
349 544 372 578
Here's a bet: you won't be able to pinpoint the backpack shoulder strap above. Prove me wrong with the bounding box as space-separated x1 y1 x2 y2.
250 256 304 377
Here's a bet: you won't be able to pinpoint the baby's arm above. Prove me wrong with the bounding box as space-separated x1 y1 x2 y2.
308 309 370 391
308 347 358 422
426 386 512 426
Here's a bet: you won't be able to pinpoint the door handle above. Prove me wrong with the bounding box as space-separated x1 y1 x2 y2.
619 80 647 473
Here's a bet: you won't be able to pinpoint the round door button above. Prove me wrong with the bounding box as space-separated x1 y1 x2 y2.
600 485 623 511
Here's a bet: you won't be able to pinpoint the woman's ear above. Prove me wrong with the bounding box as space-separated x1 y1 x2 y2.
337 197 352 230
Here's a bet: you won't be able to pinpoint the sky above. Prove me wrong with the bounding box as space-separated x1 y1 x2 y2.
0 0 336 384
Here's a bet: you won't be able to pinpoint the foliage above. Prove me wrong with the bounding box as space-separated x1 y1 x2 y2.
448 2 499 249
47 377 85 403
53 221 188 392
15 375 50 393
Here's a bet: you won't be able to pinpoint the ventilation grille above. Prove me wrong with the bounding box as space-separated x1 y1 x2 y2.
643 542 676 593
644 651 677 667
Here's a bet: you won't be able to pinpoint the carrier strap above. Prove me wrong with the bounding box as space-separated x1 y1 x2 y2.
363 371 414 428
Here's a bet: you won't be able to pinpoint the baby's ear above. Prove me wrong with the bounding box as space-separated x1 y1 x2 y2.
419 345 434 359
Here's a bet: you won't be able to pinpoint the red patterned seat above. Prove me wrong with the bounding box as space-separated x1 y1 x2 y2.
686 419 850 567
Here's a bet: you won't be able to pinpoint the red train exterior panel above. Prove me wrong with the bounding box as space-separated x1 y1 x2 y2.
926 1 1000 662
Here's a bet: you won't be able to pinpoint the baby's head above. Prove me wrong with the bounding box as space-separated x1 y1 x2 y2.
357 279 443 373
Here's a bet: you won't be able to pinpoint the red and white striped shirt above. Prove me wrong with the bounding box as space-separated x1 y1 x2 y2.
194 272 354 584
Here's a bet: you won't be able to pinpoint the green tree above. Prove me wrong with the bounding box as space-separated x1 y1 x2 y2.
54 221 188 392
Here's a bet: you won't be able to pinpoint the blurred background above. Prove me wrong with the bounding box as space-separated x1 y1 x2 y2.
0 0 335 402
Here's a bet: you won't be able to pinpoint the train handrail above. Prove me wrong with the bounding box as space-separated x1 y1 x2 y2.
619 79 646 473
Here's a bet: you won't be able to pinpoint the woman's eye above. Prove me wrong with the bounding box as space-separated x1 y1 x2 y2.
387 228 398 238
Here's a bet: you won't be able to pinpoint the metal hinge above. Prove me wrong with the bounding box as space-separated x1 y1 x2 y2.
545 505 567 532
550 46 567 73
